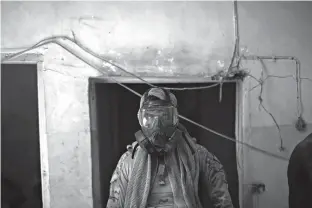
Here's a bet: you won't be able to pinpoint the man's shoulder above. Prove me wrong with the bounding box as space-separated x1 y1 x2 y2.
291 133 312 157
290 133 312 165
194 144 224 169
195 144 218 159
118 149 134 167
120 150 133 161
119 141 142 166
110 150 133 183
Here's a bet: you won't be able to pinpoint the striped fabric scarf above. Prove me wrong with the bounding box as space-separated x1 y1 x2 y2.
123 128 203 208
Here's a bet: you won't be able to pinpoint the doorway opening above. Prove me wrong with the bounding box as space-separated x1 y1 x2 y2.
1 63 43 208
89 77 240 208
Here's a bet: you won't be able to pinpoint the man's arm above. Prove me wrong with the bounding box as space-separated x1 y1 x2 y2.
198 146 234 208
106 151 131 208
307 156 312 183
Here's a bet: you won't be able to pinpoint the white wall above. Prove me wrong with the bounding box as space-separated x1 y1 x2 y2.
238 2 312 208
1 1 312 208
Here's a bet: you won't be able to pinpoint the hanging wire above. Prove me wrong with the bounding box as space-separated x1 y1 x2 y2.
233 0 240 59
258 59 285 151
3 37 289 161
248 75 294 91
2 0 242 94
294 60 307 132
1 35 230 91
219 82 223 102
244 55 307 133
301 77 312 82
2 0 242 91
1 0 291 161
113 80 289 161
110 74 289 161
295 59 302 118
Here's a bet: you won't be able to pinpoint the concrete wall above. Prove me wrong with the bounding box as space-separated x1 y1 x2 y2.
238 2 312 208
1 1 312 208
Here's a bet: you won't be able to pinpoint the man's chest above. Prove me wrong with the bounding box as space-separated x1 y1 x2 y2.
147 157 174 208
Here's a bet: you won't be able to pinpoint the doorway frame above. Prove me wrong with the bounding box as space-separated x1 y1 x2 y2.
1 50 245 207
88 75 244 208
1 51 51 208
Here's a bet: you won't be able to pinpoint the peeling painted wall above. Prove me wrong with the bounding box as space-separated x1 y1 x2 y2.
1 1 312 208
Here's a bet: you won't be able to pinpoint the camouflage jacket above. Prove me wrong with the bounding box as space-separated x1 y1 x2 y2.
107 144 234 208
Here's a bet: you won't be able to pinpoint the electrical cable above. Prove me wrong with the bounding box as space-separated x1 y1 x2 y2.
1 0 291 161
258 59 285 151
243 55 304 118
2 0 241 94
115 80 289 161
2 0 241 91
244 55 307 133
233 0 240 59
2 35 227 91
99 72 289 161
9 38 288 161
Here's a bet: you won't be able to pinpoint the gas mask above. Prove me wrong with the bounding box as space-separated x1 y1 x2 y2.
135 88 179 155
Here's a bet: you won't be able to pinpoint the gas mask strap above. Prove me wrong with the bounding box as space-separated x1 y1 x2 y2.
182 132 195 155
134 130 158 156
132 143 140 159
177 123 196 155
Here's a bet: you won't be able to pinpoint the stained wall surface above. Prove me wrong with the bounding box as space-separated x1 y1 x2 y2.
1 1 312 208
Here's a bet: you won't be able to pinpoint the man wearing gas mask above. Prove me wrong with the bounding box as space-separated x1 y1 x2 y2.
106 87 234 208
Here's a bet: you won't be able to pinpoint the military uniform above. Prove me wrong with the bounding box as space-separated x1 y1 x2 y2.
107 144 233 208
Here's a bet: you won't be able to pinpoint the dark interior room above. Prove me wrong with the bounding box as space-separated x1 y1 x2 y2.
89 79 239 208
1 64 43 208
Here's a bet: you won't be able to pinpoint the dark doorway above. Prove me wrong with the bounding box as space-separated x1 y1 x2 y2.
1 64 43 208
89 78 239 208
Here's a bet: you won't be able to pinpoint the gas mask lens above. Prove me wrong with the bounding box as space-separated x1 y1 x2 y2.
139 106 176 129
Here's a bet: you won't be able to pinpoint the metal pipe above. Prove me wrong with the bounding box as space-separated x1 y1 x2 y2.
233 0 240 57
242 55 300 63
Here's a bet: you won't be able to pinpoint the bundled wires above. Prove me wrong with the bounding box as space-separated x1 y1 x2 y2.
0 35 289 161
2 0 302 161
2 34 226 91
245 55 308 150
